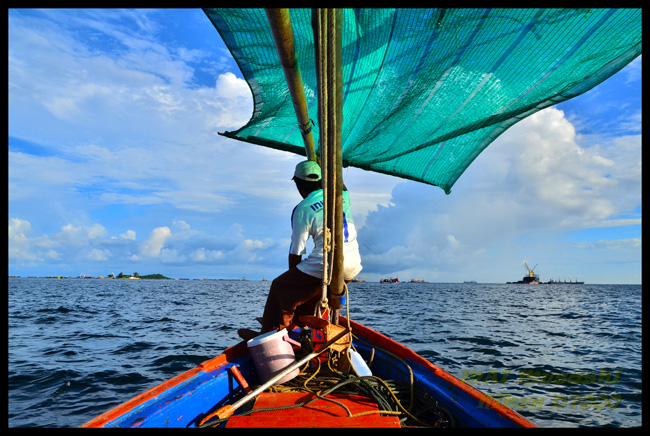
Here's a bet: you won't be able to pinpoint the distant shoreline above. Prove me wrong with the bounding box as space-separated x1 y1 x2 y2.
8 276 641 285
7 274 171 280
7 275 264 281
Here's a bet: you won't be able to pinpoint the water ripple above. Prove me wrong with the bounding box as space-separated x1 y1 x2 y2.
8 278 642 428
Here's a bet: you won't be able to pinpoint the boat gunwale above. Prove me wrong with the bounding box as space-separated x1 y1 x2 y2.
341 316 537 428
82 317 535 428
80 341 248 428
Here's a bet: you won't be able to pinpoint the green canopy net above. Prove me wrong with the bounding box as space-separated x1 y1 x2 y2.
204 8 641 194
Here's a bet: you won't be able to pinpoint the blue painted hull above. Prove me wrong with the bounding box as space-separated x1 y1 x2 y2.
83 318 535 428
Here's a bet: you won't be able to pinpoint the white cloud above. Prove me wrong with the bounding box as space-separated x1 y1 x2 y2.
120 230 136 240
87 223 107 239
575 238 641 250
7 10 289 253
192 247 224 262
9 217 31 239
58 223 107 246
160 248 186 263
460 108 641 229
173 220 191 232
589 219 642 228
140 226 172 258
243 238 274 250
44 249 60 260
357 106 641 281
7 10 641 283
85 248 111 261
9 218 37 261
215 72 250 99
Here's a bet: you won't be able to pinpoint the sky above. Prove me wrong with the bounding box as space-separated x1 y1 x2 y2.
8 9 642 284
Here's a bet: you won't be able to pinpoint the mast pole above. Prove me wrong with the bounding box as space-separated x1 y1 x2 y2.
266 7 345 321
331 9 345 305
313 8 345 310
265 9 317 162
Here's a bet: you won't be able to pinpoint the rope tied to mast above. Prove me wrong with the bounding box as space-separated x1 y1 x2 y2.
298 119 314 136
314 8 345 314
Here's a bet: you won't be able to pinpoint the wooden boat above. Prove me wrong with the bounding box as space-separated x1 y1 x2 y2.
82 316 534 428
82 8 639 428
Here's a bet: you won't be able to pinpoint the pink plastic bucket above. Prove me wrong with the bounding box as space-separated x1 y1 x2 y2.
247 329 301 385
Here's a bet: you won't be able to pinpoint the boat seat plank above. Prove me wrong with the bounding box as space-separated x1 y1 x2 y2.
226 392 401 428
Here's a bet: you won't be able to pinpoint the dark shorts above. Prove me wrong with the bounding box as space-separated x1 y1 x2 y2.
261 267 322 332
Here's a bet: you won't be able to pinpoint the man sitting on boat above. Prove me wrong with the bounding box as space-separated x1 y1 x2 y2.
239 160 362 340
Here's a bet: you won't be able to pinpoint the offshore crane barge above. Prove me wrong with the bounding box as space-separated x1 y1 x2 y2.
507 263 584 284
507 263 540 284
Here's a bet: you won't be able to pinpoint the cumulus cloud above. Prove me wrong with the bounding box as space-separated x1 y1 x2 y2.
120 230 136 240
9 8 255 217
140 226 172 258
85 248 111 261
9 217 31 239
9 218 37 261
215 72 250 99
477 108 641 229
9 211 286 276
192 247 224 262
10 218 110 263
8 10 640 283
58 223 107 246
357 106 641 281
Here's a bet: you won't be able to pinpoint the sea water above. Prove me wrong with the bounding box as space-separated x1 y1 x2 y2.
8 278 641 427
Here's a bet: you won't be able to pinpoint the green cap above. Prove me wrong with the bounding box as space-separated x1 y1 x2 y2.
292 160 321 182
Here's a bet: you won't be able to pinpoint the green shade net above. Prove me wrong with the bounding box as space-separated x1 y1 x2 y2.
204 8 641 194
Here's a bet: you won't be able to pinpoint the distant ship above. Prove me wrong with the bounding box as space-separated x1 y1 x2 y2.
506 263 584 284
506 263 540 284
546 278 585 284
380 277 399 284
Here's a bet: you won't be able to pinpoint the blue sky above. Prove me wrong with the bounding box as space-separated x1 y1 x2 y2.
8 9 641 283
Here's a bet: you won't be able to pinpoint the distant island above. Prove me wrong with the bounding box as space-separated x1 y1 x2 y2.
8 272 172 280
136 273 171 280
111 272 172 280
9 273 273 280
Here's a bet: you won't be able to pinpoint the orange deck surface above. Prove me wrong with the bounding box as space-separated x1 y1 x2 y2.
226 392 401 428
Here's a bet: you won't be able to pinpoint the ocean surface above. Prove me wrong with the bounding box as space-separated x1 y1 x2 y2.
8 277 642 428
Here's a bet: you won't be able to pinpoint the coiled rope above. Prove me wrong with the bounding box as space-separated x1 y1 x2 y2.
200 333 455 428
